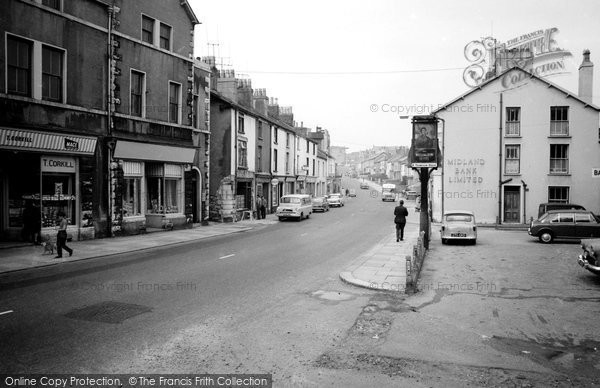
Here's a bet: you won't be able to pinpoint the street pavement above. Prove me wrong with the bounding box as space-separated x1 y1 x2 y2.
340 179 420 293
0 217 277 275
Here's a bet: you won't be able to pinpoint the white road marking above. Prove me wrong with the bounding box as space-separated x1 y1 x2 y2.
300 233 308 236
219 254 235 260
0 310 14 316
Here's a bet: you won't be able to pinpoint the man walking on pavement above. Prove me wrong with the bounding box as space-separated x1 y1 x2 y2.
260 195 266 219
256 196 263 219
394 199 409 242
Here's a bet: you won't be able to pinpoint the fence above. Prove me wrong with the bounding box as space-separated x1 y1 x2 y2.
405 231 427 294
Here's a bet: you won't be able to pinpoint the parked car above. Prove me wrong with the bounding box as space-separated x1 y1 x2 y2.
327 193 345 207
311 196 330 212
537 203 585 218
276 194 313 221
441 211 477 245
528 210 600 243
577 238 600 276
348 189 357 197
360 183 369 189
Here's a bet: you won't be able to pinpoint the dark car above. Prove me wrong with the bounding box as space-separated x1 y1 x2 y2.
578 238 600 275
528 210 600 243
537 202 585 218
311 196 330 212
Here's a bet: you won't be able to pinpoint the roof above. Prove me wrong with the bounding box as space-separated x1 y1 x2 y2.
434 66 600 114
181 0 200 25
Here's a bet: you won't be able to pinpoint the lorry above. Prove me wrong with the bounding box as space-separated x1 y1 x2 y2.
381 183 396 202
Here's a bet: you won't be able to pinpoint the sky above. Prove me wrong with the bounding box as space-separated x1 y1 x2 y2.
188 0 600 152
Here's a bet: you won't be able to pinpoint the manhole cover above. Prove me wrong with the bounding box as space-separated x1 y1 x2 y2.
65 301 152 324
311 290 355 301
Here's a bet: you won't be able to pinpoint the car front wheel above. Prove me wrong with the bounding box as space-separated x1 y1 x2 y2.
539 231 553 243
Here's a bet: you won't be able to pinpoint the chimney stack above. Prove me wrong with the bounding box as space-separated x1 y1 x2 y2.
578 49 594 103
253 88 268 116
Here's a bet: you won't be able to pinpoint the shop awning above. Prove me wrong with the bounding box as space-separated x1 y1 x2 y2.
0 128 97 155
114 140 195 163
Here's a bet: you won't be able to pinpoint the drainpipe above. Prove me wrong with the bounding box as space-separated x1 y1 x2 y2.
521 180 528 224
106 2 115 237
497 93 503 225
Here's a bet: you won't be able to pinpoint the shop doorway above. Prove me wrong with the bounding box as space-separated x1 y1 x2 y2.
503 186 521 223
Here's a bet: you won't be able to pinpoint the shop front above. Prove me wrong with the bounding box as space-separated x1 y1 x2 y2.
112 140 195 234
0 128 98 242
255 174 271 216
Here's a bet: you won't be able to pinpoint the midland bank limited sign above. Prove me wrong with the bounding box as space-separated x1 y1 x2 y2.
463 27 572 88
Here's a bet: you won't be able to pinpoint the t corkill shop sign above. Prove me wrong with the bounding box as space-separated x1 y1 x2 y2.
463 27 572 87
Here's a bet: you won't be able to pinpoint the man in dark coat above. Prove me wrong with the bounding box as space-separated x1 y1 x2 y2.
394 200 409 242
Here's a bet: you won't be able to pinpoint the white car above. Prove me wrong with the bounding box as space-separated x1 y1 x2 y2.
327 193 345 207
441 211 477 245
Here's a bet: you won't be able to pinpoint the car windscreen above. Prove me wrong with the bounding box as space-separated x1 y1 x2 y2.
445 214 472 222
281 197 301 204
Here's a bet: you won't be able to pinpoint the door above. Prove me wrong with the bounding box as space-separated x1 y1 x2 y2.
575 212 600 238
503 186 520 223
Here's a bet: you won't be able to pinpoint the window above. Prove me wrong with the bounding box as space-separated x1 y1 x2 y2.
306 140 309 152
549 144 568 174
41 0 61 10
146 163 182 214
238 140 247 168
168 82 180 124
130 70 145 117
548 186 569 203
273 127 278 143
575 213 594 223
257 146 263 172
257 121 263 139
297 137 300 150
312 159 315 176
285 152 290 173
238 113 245 134
505 145 520 174
40 45 64 102
123 178 141 216
159 23 171 50
7 36 32 97
273 149 278 172
506 107 520 136
286 133 290 148
550 106 569 136
306 157 309 172
141 15 155 44
313 143 316 155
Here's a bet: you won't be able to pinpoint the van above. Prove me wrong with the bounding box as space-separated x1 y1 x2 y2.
276 194 313 221
537 203 585 218
381 183 396 202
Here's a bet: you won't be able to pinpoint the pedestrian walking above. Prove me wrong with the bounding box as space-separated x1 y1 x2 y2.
394 200 409 242
260 195 267 219
255 196 263 219
55 211 73 258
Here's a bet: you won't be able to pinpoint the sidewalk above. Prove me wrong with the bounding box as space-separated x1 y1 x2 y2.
0 215 278 275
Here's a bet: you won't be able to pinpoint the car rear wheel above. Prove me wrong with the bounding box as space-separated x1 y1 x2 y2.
442 238 447 244
539 231 554 243
278 217 284 221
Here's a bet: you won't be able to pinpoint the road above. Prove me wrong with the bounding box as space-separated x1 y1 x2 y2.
2 178 598 387
0 179 410 385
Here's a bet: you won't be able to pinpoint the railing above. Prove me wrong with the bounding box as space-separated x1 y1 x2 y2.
405 231 427 294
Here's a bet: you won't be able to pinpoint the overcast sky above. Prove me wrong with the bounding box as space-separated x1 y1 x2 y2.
188 0 600 152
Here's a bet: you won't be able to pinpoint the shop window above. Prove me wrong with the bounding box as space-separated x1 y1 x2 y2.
42 174 75 228
6 154 39 228
146 163 182 214
123 178 141 216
